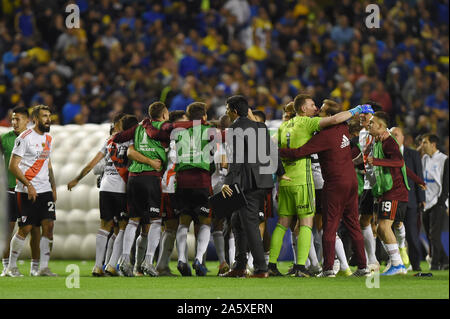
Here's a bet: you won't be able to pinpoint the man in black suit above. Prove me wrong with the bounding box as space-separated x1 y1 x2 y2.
391 127 426 271
220 95 286 278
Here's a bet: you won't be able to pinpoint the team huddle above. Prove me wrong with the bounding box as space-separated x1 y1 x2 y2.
0 94 439 278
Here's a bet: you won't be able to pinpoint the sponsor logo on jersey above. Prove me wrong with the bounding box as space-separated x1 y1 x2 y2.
340 135 350 149
200 207 209 214
149 207 160 213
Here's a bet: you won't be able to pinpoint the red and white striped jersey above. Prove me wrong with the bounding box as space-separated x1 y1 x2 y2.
99 138 133 193
12 128 52 194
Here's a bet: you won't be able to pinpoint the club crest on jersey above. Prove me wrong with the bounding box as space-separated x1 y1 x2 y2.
21 216 27 223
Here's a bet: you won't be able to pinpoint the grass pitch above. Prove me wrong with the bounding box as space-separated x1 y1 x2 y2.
0 260 448 299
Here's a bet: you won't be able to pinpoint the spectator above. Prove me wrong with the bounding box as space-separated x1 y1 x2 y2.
170 83 194 111
62 93 81 125
330 15 354 47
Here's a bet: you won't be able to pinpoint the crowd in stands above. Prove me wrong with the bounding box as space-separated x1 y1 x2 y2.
0 0 448 149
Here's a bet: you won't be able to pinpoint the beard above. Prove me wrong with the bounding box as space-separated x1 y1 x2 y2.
38 122 50 132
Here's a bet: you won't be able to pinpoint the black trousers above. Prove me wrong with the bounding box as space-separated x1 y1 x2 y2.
404 205 423 270
231 189 267 273
423 204 449 267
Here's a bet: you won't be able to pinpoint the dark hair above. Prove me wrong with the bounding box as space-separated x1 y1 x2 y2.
112 112 125 124
365 101 383 113
169 110 186 123
12 106 29 117
294 94 313 114
226 95 249 117
252 110 266 123
31 105 51 119
373 111 390 128
422 133 439 146
120 115 139 131
186 102 206 120
348 118 362 136
148 101 167 120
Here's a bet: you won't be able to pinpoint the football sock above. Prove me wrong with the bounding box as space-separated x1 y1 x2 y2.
135 233 148 267
291 231 298 264
362 225 378 264
95 229 109 268
305 257 311 268
195 224 211 262
39 236 52 270
212 230 226 264
385 243 402 266
314 228 323 262
308 232 319 267
228 234 235 266
247 252 254 269
297 225 312 266
394 224 406 248
335 235 349 270
9 234 25 268
2 258 9 271
269 223 287 264
122 220 139 263
30 259 39 272
108 230 123 268
156 230 175 270
145 219 162 265
176 224 189 263
105 233 116 266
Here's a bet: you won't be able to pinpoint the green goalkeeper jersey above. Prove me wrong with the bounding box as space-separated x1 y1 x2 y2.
1 131 18 189
278 116 321 187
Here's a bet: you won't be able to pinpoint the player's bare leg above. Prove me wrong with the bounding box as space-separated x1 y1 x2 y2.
37 219 57 276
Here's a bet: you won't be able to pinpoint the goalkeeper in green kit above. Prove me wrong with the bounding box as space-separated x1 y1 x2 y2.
268 94 374 277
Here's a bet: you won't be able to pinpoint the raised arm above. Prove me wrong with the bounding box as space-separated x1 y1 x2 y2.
112 124 138 143
279 130 329 159
319 105 374 129
67 151 105 190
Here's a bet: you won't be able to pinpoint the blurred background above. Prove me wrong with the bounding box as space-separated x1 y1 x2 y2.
0 0 448 260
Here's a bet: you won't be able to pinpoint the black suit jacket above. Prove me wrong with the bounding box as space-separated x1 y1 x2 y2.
224 116 285 192
403 146 426 208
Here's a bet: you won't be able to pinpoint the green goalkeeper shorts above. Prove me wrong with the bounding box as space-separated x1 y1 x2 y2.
278 185 315 218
